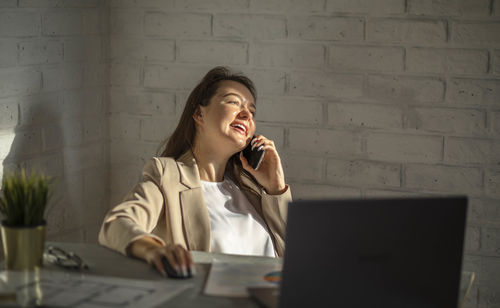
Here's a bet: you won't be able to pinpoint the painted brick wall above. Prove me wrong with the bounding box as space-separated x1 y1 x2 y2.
0 0 498 306
109 1 500 306
0 0 109 243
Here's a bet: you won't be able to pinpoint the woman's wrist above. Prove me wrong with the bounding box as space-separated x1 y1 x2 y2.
127 236 163 260
265 184 288 195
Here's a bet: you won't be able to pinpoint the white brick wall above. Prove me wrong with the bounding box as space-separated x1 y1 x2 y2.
0 1 108 244
253 43 324 68
327 0 405 14
0 0 499 306
367 19 447 44
366 133 443 163
448 79 500 105
214 14 286 39
328 103 403 129
367 75 445 103
326 159 401 188
177 40 248 65
406 48 489 74
257 98 323 124
0 12 40 36
105 3 499 305
329 45 404 72
407 0 490 16
289 71 364 98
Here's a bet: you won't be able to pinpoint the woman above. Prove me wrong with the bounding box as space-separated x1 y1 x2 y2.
98 67 291 277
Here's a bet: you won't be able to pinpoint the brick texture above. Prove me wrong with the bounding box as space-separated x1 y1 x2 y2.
406 48 488 74
289 71 364 99
291 183 361 199
0 1 498 305
253 43 324 68
214 14 286 39
0 68 42 97
452 22 500 46
289 16 364 41
408 0 490 16
447 79 500 106
328 103 403 129
42 10 82 36
144 12 211 37
405 164 482 194
326 159 401 188
283 154 324 181
444 137 499 165
0 40 18 67
366 75 445 103
257 98 323 125
250 0 324 12
366 133 443 163
177 41 248 65
493 112 500 135
0 2 107 244
64 37 102 62
327 0 405 14
289 128 362 156
0 12 40 37
111 39 175 62
329 45 404 72
494 50 500 75
367 19 447 44
405 107 486 136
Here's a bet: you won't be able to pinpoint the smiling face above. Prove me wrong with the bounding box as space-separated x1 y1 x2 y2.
194 80 256 155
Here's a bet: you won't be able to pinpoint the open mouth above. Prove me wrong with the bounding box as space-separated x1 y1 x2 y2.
230 123 247 135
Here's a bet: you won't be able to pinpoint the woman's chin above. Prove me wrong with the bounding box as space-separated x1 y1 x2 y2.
222 132 249 153
231 139 247 153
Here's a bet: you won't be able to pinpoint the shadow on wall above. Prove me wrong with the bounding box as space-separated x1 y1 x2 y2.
1 96 86 246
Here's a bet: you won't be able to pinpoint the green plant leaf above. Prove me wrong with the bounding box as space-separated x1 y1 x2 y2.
0 168 50 226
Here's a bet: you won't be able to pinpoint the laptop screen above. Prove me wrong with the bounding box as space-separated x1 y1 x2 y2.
279 197 467 308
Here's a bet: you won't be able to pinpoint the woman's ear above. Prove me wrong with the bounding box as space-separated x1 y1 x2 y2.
193 107 203 125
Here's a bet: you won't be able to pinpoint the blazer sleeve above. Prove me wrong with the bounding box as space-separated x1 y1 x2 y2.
261 185 292 257
98 158 166 255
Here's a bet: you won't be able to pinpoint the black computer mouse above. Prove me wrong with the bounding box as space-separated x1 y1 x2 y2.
161 256 193 279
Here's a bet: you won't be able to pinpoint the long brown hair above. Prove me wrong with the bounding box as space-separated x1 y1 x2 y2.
158 67 260 195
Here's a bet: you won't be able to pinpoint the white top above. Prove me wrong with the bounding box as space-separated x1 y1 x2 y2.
200 177 275 257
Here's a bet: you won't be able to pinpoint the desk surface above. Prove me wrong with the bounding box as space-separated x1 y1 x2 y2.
44 242 280 307
2 242 474 308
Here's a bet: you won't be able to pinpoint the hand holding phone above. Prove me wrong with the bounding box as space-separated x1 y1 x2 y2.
242 136 265 170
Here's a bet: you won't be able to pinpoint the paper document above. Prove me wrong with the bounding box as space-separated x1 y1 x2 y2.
204 259 282 297
0 270 192 308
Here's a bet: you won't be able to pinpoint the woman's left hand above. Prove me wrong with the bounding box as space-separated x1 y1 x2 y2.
240 135 287 195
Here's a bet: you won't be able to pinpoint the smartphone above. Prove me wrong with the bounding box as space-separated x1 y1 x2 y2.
242 136 265 170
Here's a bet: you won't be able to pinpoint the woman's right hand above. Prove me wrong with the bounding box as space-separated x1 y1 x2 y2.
146 244 194 277
128 236 194 277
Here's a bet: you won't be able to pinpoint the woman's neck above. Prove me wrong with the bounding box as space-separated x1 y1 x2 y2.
192 142 232 182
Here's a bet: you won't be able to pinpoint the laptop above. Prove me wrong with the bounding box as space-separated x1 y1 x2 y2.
250 197 468 308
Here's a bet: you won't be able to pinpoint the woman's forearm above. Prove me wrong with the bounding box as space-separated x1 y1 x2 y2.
126 236 164 261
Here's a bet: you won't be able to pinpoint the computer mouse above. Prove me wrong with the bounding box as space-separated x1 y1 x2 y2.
161 256 192 279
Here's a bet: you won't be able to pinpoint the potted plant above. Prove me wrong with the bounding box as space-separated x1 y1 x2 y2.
0 169 50 270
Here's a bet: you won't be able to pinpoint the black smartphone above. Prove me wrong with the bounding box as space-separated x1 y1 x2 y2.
242 136 265 170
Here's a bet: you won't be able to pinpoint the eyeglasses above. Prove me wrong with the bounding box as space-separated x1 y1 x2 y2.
44 246 90 271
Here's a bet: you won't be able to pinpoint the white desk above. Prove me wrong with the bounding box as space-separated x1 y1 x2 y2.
46 242 278 307
1 242 474 307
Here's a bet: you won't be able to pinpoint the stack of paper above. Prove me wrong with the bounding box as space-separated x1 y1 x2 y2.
0 270 192 307
204 259 282 297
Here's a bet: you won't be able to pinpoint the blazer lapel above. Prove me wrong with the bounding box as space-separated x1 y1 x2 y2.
177 151 210 251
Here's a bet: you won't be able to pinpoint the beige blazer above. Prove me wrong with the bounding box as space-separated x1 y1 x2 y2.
98 151 292 257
